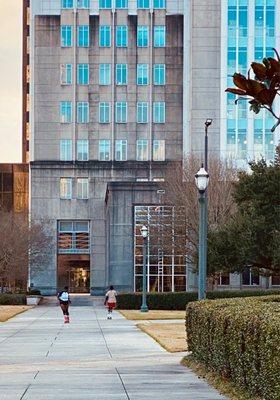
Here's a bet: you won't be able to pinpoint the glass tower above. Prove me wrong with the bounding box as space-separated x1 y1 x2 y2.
225 0 277 163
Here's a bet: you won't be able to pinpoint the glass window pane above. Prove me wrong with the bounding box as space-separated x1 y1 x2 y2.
115 140 127 161
99 0 112 8
116 26 128 47
77 64 89 85
153 102 165 123
77 0 90 8
99 102 110 123
60 101 72 123
77 102 89 123
153 140 165 161
60 139 72 161
99 64 111 85
60 178 72 199
61 0 74 8
115 102 127 123
77 26 89 47
137 102 148 123
116 0 128 8
137 64 149 85
154 0 165 9
61 64 72 85
136 140 148 161
100 26 111 47
138 0 149 8
153 64 165 85
154 26 166 47
61 26 73 47
99 140 111 161
137 26 149 47
116 64 127 85
77 178 89 199
77 140 89 161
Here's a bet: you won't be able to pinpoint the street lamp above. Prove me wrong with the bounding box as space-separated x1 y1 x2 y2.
140 225 149 312
195 166 209 300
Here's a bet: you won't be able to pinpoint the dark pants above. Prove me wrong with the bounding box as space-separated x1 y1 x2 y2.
60 301 69 316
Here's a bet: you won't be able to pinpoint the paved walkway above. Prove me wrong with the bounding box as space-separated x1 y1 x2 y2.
0 298 227 399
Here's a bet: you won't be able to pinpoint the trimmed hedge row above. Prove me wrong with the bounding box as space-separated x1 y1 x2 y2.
0 294 26 305
186 295 280 399
116 289 280 310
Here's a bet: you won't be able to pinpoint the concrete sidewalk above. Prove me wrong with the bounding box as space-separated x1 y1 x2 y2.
0 300 227 400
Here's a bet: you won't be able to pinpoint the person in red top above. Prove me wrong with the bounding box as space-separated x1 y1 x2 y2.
104 285 117 319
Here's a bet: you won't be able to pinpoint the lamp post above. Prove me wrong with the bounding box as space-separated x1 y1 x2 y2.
195 166 209 300
140 225 149 312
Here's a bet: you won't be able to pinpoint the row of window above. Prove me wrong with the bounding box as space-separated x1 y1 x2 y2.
60 139 165 161
61 63 166 86
61 25 166 47
62 0 166 9
60 101 166 123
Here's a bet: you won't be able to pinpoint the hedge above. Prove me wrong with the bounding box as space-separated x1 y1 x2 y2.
0 294 26 305
186 295 280 399
116 289 280 310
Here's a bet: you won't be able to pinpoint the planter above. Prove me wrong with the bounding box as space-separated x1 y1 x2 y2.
26 296 42 306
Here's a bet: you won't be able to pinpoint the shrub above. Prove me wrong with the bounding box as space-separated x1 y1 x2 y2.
117 289 280 310
186 295 280 399
0 294 26 305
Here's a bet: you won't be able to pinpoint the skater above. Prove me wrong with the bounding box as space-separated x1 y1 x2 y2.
57 286 71 323
104 285 117 319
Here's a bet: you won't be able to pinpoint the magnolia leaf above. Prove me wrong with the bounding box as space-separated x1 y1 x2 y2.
267 58 280 73
225 88 246 95
251 62 267 81
233 73 248 90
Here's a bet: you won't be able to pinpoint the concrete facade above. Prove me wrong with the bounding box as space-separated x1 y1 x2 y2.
30 0 279 295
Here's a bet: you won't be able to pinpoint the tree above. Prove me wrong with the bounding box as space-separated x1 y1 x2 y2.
208 146 280 275
163 155 238 274
226 48 280 132
0 210 53 292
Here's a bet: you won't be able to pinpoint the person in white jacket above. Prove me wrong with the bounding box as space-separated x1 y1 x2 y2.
57 286 71 323
104 285 117 319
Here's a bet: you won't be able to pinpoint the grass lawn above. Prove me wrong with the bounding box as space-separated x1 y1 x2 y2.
182 356 261 400
137 322 187 352
119 310 185 320
0 306 32 322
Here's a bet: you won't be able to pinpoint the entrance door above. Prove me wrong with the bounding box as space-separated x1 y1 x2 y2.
69 267 90 293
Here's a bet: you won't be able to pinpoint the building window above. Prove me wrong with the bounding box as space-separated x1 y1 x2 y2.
116 26 128 47
61 64 72 85
77 26 89 47
58 221 90 254
116 64 127 85
77 140 89 161
138 0 149 8
61 0 73 9
271 275 280 286
60 139 72 161
99 0 112 8
115 140 127 161
77 178 89 199
77 102 89 123
153 102 165 123
60 101 72 123
136 140 148 161
60 178 72 199
61 26 73 47
115 102 127 123
99 102 110 123
153 64 165 85
137 26 149 47
154 26 166 47
99 64 111 85
154 0 165 8
77 64 89 85
137 64 149 85
153 140 165 161
137 102 148 123
242 267 260 286
99 26 111 47
99 140 110 161
77 0 90 8
116 0 128 8
134 206 186 292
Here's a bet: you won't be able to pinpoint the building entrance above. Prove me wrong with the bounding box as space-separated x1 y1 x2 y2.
57 255 90 293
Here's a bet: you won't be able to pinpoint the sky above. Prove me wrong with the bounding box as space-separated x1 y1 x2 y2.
0 0 22 163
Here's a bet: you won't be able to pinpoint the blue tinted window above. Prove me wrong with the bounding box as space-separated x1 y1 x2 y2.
99 64 111 85
78 26 89 47
99 103 110 123
137 26 149 47
154 26 166 47
116 64 127 85
137 64 149 85
61 0 73 8
154 64 165 85
138 0 149 8
99 0 112 8
116 0 128 7
77 102 89 123
154 0 165 8
77 0 90 8
60 102 72 123
61 26 73 47
77 64 89 85
116 26 128 47
100 26 111 47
